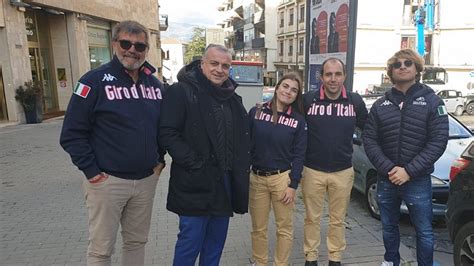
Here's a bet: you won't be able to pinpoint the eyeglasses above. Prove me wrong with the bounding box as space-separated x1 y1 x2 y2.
392 60 413 69
118 40 148 52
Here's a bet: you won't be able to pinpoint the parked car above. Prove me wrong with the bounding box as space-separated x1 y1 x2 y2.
446 141 474 266
262 86 274 102
437 89 466 116
352 114 474 219
464 94 474 115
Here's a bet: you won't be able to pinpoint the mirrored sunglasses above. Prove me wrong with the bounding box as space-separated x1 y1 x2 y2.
392 60 413 69
118 40 148 52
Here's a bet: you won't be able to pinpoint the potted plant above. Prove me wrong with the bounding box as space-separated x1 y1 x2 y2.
15 81 43 123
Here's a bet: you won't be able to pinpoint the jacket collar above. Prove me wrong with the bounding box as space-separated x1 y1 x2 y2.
263 101 293 116
318 84 348 100
110 55 156 77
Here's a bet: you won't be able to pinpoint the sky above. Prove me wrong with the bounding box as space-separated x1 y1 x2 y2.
160 0 224 27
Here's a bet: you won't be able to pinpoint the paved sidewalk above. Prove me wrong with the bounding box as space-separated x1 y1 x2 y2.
0 119 416 265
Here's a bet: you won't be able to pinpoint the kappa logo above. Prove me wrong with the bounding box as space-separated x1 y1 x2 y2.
102 73 117 82
380 100 392 106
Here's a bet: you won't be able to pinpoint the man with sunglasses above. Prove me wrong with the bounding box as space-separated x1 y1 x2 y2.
363 49 449 266
60 20 165 266
159 44 250 265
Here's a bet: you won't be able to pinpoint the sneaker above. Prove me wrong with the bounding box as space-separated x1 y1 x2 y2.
381 261 394 266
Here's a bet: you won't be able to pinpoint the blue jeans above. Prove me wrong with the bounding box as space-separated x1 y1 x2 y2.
173 215 230 266
377 176 433 266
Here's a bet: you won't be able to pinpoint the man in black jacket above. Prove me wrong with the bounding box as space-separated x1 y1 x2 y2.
302 58 368 266
60 20 165 265
363 49 449 266
159 44 250 266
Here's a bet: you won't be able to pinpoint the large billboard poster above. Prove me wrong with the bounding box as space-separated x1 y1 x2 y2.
306 0 355 91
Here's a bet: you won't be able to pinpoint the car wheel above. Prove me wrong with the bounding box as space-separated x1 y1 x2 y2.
466 102 474 116
453 221 474 266
454 105 464 116
365 175 380 220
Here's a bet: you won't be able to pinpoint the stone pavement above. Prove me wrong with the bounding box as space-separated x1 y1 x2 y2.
0 119 417 266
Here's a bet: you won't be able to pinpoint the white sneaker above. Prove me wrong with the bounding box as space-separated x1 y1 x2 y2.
381 261 393 266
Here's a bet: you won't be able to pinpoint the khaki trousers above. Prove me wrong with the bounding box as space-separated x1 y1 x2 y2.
82 173 159 266
249 171 295 266
301 167 354 262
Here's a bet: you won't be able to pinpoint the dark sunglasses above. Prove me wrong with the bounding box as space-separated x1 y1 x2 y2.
118 40 148 52
392 60 413 69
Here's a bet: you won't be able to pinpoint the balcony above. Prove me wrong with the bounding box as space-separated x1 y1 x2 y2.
233 19 244 30
234 41 244 50
252 37 265 48
159 14 168 31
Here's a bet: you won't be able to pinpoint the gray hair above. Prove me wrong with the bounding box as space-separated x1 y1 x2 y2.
203 44 233 59
112 20 149 45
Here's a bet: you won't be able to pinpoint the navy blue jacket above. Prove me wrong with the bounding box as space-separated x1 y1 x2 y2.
60 56 165 180
362 83 449 179
249 102 307 189
159 61 251 216
304 87 368 172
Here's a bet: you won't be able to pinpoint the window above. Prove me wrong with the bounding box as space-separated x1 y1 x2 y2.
279 41 284 56
289 8 294 26
299 39 304 55
401 35 432 64
288 39 293 55
279 12 284 28
299 5 305 22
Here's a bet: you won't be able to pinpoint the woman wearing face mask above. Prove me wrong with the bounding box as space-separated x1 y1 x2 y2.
248 73 307 266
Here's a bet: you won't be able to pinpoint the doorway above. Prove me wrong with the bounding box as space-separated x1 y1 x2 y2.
29 47 56 112
26 10 58 114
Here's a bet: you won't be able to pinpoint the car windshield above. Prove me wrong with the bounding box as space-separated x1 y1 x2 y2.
449 116 472 139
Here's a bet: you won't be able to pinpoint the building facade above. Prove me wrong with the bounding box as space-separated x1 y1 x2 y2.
162 37 184 84
274 0 306 82
0 0 167 123
354 0 474 95
205 27 225 46
218 0 278 86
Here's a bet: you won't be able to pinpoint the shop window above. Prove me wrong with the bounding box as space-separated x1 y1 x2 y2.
87 26 111 69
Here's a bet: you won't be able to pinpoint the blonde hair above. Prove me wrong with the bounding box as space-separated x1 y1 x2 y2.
386 49 424 83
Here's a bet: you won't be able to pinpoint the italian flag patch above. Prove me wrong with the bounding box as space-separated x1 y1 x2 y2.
437 105 448 116
74 82 91 98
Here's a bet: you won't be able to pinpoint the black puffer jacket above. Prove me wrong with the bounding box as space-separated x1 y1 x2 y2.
362 83 449 179
159 61 251 216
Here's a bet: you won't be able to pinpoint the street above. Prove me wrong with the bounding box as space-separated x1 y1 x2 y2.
2 115 473 265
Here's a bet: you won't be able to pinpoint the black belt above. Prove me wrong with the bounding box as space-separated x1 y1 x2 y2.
252 168 288 176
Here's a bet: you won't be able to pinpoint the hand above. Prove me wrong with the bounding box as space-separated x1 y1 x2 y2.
153 162 165 176
388 167 410 186
280 187 296 205
88 173 108 184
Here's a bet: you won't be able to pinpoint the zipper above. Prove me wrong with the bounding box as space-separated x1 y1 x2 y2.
397 98 406 164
